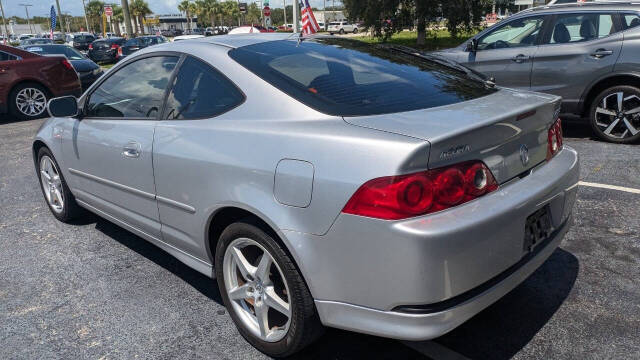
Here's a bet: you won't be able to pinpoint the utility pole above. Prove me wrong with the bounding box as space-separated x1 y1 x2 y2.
0 0 9 43
81 0 90 31
19 4 33 34
323 0 325 29
283 0 286 27
121 0 133 37
292 0 298 32
55 0 66 37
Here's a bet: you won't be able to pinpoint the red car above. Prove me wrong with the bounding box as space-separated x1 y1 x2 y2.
0 45 81 120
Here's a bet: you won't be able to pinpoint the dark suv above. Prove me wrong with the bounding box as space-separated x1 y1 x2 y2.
436 2 640 143
88 37 126 63
72 34 96 51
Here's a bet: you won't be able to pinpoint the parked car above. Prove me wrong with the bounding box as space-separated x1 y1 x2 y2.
19 38 53 46
36 34 578 357
20 44 103 90
327 21 358 34
88 37 126 63
435 2 640 143
72 33 96 51
0 45 80 119
161 29 183 37
118 35 167 59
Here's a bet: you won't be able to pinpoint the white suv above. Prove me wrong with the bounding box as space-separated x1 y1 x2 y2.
328 21 358 34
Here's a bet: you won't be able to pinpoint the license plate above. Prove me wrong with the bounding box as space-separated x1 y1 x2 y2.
524 206 552 252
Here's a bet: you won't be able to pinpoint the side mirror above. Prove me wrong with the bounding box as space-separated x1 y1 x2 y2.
466 38 478 52
47 96 78 118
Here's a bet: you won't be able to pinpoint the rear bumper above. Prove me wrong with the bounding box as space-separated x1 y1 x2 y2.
282 146 579 339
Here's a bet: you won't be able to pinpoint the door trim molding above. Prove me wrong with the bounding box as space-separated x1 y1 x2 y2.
68 167 155 200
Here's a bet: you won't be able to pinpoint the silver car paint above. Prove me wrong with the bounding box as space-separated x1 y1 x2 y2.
436 4 640 115
34 34 578 341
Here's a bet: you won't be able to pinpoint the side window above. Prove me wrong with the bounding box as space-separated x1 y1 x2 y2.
85 56 178 118
0 51 18 61
477 16 545 50
621 13 640 30
548 13 615 44
163 56 244 120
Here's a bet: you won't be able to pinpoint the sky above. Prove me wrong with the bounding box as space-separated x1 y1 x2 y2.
2 0 338 18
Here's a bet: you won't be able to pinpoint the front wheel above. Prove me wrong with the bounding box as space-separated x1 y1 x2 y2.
215 221 323 357
353 28 358 34
36 147 84 222
589 85 640 143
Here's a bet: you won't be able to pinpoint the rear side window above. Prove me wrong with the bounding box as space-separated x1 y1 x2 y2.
163 56 244 120
229 38 495 117
621 13 640 30
548 13 615 44
0 51 18 61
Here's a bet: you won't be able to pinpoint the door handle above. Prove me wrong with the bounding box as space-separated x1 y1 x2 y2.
511 54 529 63
591 49 613 58
122 141 141 158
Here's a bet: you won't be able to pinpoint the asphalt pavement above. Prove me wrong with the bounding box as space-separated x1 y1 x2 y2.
0 117 638 359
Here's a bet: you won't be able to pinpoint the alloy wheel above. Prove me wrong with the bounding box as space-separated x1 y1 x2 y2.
594 91 640 140
39 155 64 214
223 237 292 342
16 87 47 117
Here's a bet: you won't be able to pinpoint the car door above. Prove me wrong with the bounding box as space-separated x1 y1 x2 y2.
459 15 548 90
152 55 245 260
530 12 623 113
0 50 20 101
61 54 179 239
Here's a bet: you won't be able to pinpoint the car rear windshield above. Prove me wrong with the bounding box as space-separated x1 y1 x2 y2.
75 35 94 41
228 38 496 116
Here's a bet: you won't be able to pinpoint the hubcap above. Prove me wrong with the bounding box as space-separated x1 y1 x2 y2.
39 156 64 213
223 238 291 342
16 87 47 117
594 91 640 139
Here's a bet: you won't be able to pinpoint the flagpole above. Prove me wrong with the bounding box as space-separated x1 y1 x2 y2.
292 0 299 32
55 0 66 37
0 0 9 44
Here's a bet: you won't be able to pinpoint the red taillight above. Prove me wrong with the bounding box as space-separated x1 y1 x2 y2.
342 161 498 220
88 44 93 50
546 118 563 161
111 44 119 49
117 46 122 57
61 59 73 70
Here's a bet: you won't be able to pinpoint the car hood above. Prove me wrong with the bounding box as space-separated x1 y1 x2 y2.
70 59 99 72
343 88 562 183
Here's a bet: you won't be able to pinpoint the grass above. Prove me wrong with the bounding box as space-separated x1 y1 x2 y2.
354 29 479 51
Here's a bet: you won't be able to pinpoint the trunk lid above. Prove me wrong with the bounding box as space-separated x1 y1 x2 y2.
343 88 561 184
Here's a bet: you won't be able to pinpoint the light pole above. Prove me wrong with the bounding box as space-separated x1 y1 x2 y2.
19 4 33 34
0 0 9 42
55 0 66 37
283 0 286 27
81 0 90 31
292 0 298 32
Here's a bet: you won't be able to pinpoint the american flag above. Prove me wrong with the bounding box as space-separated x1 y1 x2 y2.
300 0 320 35
50 6 56 40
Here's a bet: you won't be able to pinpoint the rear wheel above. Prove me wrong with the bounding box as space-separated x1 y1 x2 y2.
9 83 49 120
353 28 358 34
215 221 323 357
589 85 640 143
339 28 345 34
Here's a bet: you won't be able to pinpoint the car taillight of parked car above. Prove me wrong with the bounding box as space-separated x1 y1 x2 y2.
88 44 93 50
547 118 563 161
61 59 73 71
111 44 119 50
342 161 498 220
117 46 122 57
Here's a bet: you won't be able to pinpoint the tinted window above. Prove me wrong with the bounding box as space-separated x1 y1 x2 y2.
25 45 84 60
163 56 244 120
86 56 178 118
548 13 615 44
75 35 94 42
622 13 640 30
229 38 495 116
125 38 140 46
0 51 18 61
478 16 545 50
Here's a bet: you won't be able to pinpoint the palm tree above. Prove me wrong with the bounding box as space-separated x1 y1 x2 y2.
178 0 193 31
130 0 152 35
221 0 240 27
112 4 123 36
85 0 105 33
189 2 198 29
195 0 219 27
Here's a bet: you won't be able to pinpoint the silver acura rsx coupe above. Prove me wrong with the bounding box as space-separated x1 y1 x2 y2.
34 34 579 357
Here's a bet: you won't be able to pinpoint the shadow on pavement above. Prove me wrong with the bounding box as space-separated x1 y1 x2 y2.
561 119 595 139
87 210 578 360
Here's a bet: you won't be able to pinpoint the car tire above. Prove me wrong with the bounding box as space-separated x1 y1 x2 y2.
589 85 640 143
329 32 334 35
215 220 324 357
353 28 358 34
9 82 49 120
339 28 345 34
36 147 85 222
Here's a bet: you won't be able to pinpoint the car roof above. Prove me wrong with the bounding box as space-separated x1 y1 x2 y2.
521 1 640 14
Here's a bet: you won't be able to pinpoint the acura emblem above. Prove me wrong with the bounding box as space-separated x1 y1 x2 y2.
520 144 530 166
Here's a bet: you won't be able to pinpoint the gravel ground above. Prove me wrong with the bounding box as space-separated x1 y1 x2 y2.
0 118 638 359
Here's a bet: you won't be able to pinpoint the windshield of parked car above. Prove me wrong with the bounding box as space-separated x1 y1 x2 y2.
24 45 85 60
229 38 496 116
